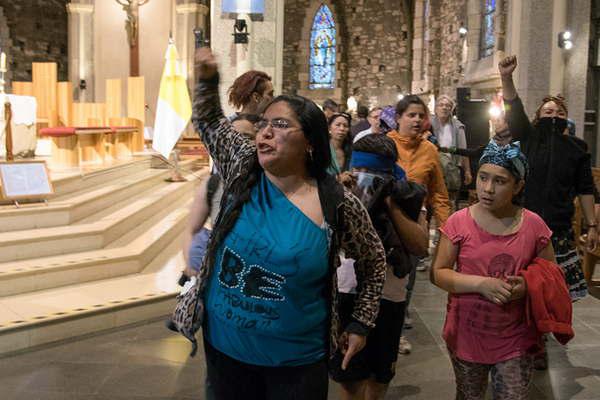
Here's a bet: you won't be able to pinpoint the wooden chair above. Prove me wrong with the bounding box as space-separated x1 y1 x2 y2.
577 167 600 286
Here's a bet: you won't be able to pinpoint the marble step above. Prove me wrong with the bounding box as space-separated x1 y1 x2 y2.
49 157 153 197
0 164 190 232
0 232 185 355
0 173 199 263
0 199 191 296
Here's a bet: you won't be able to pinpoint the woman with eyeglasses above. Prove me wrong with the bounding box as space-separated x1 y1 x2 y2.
183 48 386 400
329 112 353 173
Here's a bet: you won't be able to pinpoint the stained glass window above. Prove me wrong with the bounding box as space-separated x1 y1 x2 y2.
309 5 336 90
479 0 496 58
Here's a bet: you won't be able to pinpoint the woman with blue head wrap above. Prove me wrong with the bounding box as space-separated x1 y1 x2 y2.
479 140 528 183
332 134 428 399
431 139 556 400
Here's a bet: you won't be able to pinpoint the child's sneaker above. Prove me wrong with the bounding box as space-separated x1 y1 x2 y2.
398 336 412 354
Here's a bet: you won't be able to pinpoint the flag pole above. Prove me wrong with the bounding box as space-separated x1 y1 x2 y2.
162 35 186 183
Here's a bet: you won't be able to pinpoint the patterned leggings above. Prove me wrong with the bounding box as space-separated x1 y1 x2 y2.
450 353 534 400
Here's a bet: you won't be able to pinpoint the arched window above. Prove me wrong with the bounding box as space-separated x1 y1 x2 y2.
479 0 496 58
309 4 336 89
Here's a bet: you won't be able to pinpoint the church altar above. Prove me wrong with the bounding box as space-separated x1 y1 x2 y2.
0 94 37 158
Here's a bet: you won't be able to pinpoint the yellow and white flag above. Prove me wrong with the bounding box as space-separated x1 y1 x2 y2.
152 41 192 159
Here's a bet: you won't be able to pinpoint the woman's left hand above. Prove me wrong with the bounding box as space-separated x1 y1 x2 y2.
507 275 527 301
339 331 366 370
586 227 598 252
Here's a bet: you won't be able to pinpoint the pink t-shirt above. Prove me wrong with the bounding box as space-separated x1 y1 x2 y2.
439 207 552 364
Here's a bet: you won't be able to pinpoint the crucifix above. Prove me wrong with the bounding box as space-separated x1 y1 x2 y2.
116 0 150 77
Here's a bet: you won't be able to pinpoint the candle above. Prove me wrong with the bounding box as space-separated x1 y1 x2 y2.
0 52 6 71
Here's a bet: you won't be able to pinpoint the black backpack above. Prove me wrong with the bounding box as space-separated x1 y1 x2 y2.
358 176 426 279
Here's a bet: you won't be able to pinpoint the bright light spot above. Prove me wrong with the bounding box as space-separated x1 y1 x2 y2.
489 105 502 118
564 40 573 50
347 96 357 111
458 27 468 36
397 94 405 101
563 31 572 40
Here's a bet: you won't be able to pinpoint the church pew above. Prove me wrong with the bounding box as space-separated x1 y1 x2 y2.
109 118 139 156
39 126 112 168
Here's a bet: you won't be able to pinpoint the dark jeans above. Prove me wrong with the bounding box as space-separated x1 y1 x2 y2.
405 255 419 311
203 339 329 400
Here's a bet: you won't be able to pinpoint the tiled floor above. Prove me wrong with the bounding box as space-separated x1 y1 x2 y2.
1 274 600 399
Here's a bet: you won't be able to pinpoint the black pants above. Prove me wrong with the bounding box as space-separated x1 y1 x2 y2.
203 339 329 400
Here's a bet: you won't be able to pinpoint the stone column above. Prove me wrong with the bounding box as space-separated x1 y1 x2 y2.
67 1 95 102
211 0 283 116
506 0 554 118
175 0 209 92
564 0 591 140
411 0 427 94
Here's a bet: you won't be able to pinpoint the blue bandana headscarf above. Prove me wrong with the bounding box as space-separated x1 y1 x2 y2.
479 140 528 181
350 151 406 181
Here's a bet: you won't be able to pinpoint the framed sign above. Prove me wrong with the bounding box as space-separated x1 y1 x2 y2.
0 161 54 200
222 0 264 14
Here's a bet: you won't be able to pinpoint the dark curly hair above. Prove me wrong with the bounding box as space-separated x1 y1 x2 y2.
352 134 398 162
228 70 272 110
532 94 568 126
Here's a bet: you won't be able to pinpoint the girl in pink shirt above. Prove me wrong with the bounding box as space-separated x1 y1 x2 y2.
431 140 555 399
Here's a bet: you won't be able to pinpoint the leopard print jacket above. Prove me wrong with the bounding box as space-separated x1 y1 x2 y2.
190 76 386 355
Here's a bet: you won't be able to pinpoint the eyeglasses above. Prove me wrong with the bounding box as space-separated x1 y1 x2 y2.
255 118 299 132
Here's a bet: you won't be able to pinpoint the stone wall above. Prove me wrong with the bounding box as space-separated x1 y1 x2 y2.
283 0 411 108
437 0 467 96
0 6 11 86
0 0 68 83
344 0 410 107
282 0 311 96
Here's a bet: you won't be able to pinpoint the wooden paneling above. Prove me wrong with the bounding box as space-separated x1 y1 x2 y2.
11 82 33 96
72 103 106 127
49 135 78 168
108 117 137 159
57 82 73 127
127 76 145 152
105 79 122 121
32 63 58 127
78 133 105 165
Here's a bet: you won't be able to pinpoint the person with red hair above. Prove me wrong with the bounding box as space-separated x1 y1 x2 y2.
227 70 274 116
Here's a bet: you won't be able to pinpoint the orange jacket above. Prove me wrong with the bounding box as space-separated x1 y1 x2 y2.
388 130 451 224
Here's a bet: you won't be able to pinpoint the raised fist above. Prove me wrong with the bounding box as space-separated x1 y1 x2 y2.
498 55 517 77
194 47 218 80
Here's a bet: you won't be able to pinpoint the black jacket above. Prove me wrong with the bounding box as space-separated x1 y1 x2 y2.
505 97 594 231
